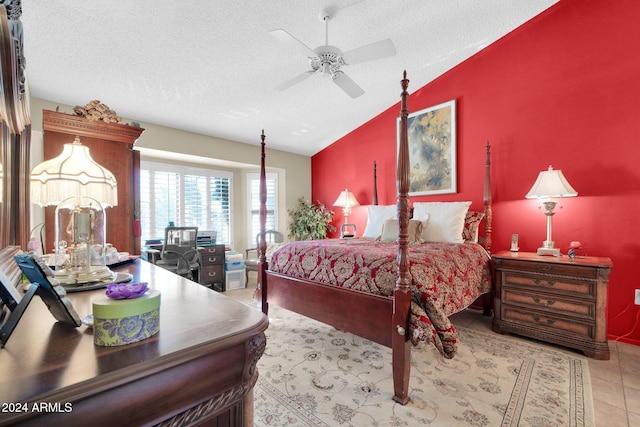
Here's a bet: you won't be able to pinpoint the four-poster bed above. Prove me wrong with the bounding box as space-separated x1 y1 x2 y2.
256 71 493 404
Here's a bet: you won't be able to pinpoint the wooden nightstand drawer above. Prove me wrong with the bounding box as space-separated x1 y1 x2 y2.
502 288 595 319
201 264 224 284
502 272 595 298
201 245 225 256
498 258 601 280
201 254 224 266
502 305 593 338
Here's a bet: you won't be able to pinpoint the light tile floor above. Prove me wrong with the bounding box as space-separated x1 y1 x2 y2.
225 279 640 427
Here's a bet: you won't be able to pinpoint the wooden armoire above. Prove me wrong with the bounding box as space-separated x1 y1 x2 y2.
42 110 145 255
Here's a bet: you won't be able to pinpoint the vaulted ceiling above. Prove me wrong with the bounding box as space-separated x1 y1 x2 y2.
21 1 558 156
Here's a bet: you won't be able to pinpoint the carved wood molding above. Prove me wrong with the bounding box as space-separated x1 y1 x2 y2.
43 110 144 145
247 325 267 379
157 332 267 427
73 100 122 124
0 1 30 135
157 384 247 427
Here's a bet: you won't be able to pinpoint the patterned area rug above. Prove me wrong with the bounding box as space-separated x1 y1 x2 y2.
254 306 594 427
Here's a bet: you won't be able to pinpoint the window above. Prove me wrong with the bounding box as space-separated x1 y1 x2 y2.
140 161 233 246
247 172 278 244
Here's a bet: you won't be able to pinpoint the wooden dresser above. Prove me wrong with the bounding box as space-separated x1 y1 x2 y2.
199 244 226 291
492 251 612 360
0 259 268 426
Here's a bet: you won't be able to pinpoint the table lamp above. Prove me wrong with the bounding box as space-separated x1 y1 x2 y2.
525 165 577 257
30 136 118 285
333 188 359 237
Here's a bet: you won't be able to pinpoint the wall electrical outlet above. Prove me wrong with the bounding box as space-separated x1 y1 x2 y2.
635 289 640 305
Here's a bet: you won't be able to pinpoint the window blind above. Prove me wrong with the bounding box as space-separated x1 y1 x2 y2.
140 161 233 246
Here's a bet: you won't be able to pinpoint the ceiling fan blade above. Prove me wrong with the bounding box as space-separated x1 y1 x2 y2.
269 29 316 57
342 39 396 65
274 71 315 91
332 72 365 99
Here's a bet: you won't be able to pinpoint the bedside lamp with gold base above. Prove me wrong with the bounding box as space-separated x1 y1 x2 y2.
333 188 359 238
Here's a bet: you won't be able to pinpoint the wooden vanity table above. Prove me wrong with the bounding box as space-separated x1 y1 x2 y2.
0 259 268 426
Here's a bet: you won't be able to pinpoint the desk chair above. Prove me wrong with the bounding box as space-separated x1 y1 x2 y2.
155 227 200 281
245 230 283 286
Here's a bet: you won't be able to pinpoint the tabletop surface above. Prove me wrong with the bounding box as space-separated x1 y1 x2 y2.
0 259 267 403
493 250 613 267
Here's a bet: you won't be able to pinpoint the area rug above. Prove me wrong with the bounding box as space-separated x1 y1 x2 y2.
253 306 594 427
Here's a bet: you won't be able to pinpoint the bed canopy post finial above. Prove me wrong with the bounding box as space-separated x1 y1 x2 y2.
483 140 492 253
392 70 411 405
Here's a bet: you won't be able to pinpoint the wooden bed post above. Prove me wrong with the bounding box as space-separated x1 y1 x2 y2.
483 141 492 254
258 130 269 314
481 140 493 316
392 71 412 405
372 161 378 205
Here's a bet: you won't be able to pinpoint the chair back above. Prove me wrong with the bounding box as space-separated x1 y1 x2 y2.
162 227 198 267
256 230 284 246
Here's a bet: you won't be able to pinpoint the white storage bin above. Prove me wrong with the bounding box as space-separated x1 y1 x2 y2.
226 268 246 290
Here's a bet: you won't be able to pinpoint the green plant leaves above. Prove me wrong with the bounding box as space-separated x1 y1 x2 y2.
288 197 336 241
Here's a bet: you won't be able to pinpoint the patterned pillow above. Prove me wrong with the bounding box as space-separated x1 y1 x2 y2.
266 242 284 261
378 218 425 243
462 211 484 243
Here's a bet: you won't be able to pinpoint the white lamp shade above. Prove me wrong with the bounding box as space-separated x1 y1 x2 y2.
30 136 118 207
333 189 360 207
526 166 577 199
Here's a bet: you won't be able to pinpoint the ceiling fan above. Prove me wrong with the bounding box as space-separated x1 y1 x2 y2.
270 10 396 99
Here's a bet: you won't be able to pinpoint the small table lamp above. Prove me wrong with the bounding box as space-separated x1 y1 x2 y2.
30 136 119 285
526 165 577 257
333 188 359 238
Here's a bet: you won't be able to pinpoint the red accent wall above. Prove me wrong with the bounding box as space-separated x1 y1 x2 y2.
312 0 640 345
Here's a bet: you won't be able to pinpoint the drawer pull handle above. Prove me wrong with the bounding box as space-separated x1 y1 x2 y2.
532 297 555 306
533 279 556 287
532 315 555 325
535 264 553 272
208 272 217 277
207 257 219 263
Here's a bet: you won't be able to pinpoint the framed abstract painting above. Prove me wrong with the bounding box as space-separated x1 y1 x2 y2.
398 99 456 196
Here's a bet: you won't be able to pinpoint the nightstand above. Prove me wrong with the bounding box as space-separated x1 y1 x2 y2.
492 251 612 360
198 244 226 291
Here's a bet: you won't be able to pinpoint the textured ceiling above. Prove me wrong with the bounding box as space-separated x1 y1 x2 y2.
21 1 558 156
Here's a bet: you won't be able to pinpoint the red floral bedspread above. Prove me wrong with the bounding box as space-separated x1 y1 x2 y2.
269 238 492 358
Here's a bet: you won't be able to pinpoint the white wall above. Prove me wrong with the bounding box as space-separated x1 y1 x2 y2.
29 97 311 254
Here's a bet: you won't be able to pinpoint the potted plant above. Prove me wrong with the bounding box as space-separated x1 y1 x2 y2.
288 197 336 241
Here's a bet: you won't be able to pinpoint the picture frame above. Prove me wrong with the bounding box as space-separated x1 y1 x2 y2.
397 99 456 196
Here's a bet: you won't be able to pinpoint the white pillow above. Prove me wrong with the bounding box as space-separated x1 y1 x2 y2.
362 205 397 238
413 201 471 243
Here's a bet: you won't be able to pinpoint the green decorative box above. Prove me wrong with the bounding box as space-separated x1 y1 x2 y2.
92 290 161 346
